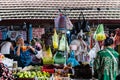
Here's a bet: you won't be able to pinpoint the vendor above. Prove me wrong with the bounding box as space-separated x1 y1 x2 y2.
14 35 38 68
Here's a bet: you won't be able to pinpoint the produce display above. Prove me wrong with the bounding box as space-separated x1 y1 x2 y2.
15 71 50 79
0 63 14 80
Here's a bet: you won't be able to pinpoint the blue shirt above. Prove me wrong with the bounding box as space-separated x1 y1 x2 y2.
14 46 37 67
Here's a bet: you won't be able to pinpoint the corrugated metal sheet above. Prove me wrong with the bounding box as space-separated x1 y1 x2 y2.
0 0 120 20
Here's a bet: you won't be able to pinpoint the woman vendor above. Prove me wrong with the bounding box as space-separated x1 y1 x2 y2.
14 35 39 68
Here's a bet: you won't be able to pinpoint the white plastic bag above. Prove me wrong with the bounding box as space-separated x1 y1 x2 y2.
88 41 100 59
36 49 43 59
2 58 13 67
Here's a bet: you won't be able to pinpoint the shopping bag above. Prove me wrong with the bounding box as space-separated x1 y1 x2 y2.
67 50 79 67
52 29 59 49
53 50 66 64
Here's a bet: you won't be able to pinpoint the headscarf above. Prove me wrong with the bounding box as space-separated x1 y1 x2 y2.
15 35 23 42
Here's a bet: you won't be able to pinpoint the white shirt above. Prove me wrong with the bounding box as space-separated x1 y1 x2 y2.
70 39 87 55
0 41 12 54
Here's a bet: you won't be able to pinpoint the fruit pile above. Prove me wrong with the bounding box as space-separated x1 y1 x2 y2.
96 33 106 41
0 63 14 80
15 71 50 79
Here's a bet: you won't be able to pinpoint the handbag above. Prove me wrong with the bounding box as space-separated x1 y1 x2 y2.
81 12 90 32
73 12 83 34
73 12 90 34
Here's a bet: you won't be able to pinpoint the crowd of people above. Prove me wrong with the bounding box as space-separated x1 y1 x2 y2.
0 35 42 68
0 28 120 80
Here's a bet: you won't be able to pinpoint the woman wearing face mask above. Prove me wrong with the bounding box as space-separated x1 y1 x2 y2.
14 35 38 68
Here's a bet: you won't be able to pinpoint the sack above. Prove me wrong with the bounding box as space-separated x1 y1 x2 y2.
52 29 59 49
53 50 66 64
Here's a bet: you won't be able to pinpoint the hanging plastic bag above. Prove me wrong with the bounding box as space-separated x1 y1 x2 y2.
93 24 106 41
54 14 66 30
53 50 66 64
42 46 54 64
67 50 79 67
44 46 52 58
54 15 60 29
54 14 73 30
88 41 100 60
66 16 73 30
52 29 59 49
58 34 70 52
35 49 43 59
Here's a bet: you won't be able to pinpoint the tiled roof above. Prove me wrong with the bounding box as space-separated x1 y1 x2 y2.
0 0 120 20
